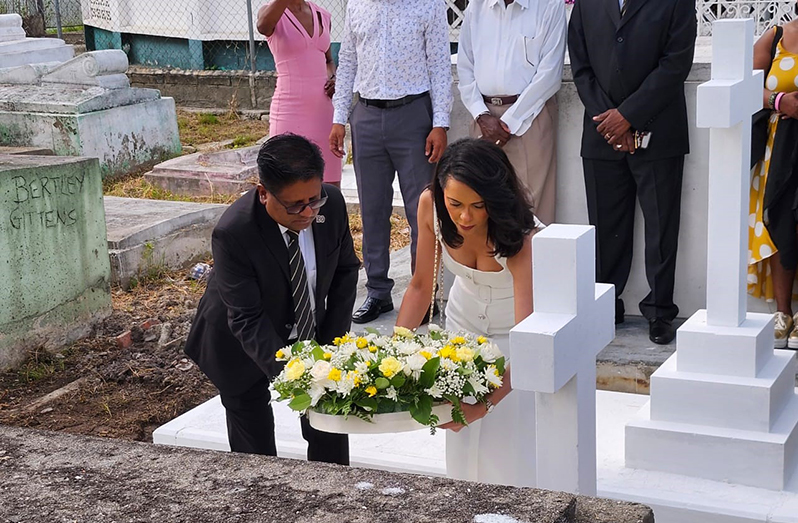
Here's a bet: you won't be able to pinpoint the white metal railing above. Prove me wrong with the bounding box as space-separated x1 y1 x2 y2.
697 0 795 36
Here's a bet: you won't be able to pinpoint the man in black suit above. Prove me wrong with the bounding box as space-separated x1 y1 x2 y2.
568 0 696 345
185 134 360 463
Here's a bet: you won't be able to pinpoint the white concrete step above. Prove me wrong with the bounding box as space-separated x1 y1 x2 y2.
650 351 797 432
626 392 798 490
676 310 774 378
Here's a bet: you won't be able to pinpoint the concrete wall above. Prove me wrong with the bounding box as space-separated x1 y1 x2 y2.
129 57 769 319
128 67 277 110
450 61 770 320
0 155 112 370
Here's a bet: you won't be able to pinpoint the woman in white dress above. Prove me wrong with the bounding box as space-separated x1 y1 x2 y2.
395 138 541 486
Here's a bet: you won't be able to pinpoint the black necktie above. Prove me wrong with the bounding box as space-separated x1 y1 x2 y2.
620 0 628 17
286 230 315 341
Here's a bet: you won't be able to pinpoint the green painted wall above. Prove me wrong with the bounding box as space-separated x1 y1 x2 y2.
0 155 111 370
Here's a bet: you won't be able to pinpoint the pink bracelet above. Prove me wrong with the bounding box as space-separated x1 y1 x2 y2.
776 92 786 112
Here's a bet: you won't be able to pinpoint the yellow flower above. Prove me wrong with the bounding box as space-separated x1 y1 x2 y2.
368 345 378 353
285 359 305 381
419 350 433 360
333 334 352 346
455 346 475 362
346 370 362 387
356 337 369 349
393 326 414 338
323 352 332 360
451 336 467 345
275 349 285 360
438 345 459 361
379 357 402 378
364 360 371 367
365 385 377 397
328 368 342 381
477 336 488 345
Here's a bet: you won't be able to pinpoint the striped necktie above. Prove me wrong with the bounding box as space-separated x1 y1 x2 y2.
620 0 628 17
286 230 315 341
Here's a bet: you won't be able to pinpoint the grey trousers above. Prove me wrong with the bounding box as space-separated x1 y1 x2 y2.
350 95 435 301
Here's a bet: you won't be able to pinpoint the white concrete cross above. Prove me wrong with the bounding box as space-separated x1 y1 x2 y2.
510 224 614 495
695 18 763 327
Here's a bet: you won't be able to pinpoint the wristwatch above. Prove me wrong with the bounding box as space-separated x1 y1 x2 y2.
485 399 495 414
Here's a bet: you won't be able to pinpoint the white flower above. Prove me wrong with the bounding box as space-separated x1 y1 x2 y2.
385 386 398 401
405 353 427 372
355 361 370 376
309 383 327 406
428 323 442 333
426 383 443 399
485 365 503 389
479 342 504 363
468 376 489 396
310 360 332 381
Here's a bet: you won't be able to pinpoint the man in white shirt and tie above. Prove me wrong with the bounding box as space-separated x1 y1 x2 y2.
457 0 567 225
329 0 453 325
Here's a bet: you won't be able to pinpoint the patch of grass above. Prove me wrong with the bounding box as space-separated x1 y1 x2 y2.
103 175 241 205
18 347 64 383
46 25 84 34
177 110 268 147
229 134 257 149
197 113 219 125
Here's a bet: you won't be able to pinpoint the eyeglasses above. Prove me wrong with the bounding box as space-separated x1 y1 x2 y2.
270 187 328 215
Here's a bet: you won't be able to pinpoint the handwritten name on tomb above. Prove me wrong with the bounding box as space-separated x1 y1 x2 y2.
4 173 85 232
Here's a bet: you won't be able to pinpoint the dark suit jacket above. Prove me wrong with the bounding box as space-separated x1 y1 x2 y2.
184 185 360 396
568 0 696 161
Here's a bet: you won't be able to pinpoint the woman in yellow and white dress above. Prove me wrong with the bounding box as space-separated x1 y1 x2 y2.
749 22 798 348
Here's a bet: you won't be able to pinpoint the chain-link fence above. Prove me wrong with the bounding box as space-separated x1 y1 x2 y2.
1 0 81 35
73 0 796 73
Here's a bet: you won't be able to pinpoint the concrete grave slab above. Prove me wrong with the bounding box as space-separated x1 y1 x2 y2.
0 14 73 69
0 51 181 177
0 154 111 370
0 424 655 523
103 196 227 288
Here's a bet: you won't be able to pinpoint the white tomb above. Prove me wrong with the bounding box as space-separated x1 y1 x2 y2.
510 225 615 495
0 14 73 68
624 19 798 492
0 50 181 176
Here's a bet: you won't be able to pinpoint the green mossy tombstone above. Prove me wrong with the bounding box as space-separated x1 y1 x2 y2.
0 155 111 370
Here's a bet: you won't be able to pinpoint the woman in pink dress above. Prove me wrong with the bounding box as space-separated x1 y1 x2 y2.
257 0 342 186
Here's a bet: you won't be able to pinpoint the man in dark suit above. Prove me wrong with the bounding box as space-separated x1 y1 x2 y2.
568 0 696 345
185 134 360 464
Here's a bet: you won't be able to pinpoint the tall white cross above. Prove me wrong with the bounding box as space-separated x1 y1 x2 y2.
696 19 763 327
510 225 614 495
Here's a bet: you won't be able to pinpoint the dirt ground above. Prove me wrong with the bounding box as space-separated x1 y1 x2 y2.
0 273 216 442
0 205 410 445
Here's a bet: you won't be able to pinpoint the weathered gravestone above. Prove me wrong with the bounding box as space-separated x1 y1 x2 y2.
0 50 181 177
0 13 73 68
0 155 111 370
625 19 798 491
511 224 615 495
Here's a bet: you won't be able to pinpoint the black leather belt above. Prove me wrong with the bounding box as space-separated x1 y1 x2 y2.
483 94 519 106
360 91 429 109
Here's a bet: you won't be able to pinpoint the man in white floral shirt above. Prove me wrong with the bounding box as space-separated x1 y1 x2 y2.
329 0 453 325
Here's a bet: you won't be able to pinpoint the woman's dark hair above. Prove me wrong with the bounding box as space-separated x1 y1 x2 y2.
432 138 536 258
257 133 325 193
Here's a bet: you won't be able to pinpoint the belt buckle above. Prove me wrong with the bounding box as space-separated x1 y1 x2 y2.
490 97 503 106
